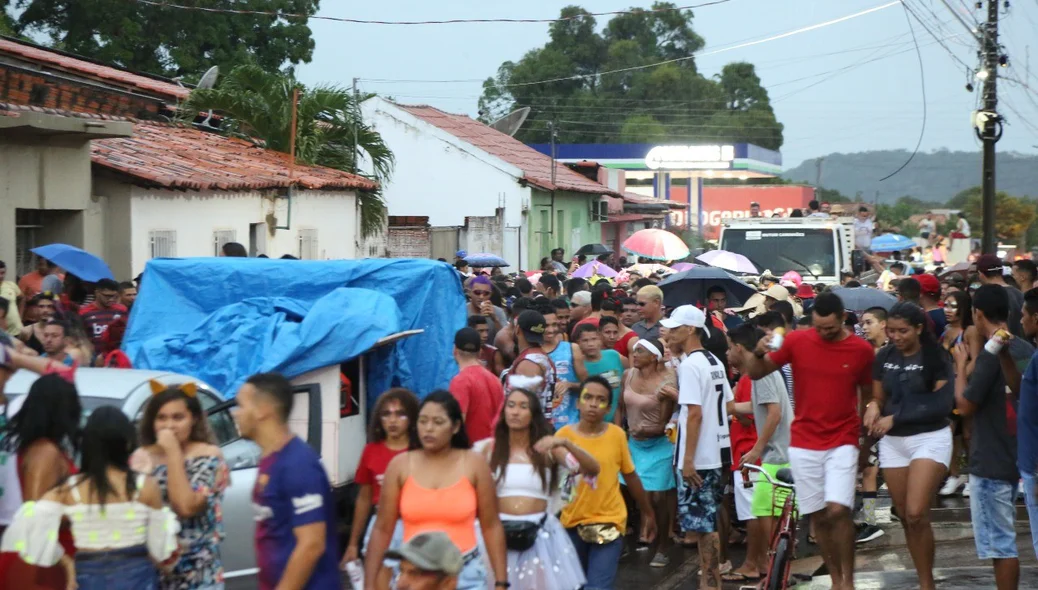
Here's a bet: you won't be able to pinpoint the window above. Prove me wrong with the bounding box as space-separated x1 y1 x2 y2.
212 229 236 256
149 230 177 258
298 228 318 260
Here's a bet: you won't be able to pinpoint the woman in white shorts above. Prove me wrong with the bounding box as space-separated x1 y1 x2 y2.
864 302 955 590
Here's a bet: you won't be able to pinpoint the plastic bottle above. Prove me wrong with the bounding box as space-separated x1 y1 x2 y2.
344 560 364 589
768 327 786 351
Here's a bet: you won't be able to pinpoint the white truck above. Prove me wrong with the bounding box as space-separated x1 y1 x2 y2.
718 216 856 285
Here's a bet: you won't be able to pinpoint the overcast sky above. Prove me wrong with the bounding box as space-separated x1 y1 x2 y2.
297 0 1038 170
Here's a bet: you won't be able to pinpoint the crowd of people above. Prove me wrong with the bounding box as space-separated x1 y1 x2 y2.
1 226 1038 590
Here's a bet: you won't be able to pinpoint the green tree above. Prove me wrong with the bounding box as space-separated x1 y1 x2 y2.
479 3 783 149
11 0 318 78
962 188 1036 244
181 65 394 237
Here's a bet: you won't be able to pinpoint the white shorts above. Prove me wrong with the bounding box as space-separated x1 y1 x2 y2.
732 469 756 521
878 427 953 469
787 445 859 515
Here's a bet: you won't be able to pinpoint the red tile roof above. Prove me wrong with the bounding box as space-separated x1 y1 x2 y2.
394 103 619 197
92 123 378 192
0 38 189 102
0 101 132 121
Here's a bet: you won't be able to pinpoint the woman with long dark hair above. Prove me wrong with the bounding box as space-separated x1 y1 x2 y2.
864 302 954 590
2 407 179 589
363 391 507 590
129 382 230 589
341 388 420 581
0 374 81 589
939 289 981 497
481 388 598 590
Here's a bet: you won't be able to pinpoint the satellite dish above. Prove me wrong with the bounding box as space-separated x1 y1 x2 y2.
489 107 531 137
196 66 220 90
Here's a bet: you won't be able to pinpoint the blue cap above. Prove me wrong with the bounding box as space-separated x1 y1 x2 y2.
456 250 467 258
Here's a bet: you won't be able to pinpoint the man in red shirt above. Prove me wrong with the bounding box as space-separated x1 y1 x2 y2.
79 278 128 350
449 327 505 442
744 292 873 590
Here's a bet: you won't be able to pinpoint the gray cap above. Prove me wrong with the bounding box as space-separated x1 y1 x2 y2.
385 531 463 576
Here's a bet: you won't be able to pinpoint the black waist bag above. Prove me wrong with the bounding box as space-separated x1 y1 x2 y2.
503 515 548 552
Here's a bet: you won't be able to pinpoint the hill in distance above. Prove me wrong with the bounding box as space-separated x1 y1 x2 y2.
782 149 1038 204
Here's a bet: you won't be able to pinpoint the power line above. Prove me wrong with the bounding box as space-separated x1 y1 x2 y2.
130 0 730 25
879 2 928 181
359 1 901 85
900 0 974 69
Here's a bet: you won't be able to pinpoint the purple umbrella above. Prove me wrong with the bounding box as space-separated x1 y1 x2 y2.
572 260 619 279
695 250 758 274
670 262 698 272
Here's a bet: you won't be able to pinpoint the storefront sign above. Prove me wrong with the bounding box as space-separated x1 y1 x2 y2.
645 145 735 170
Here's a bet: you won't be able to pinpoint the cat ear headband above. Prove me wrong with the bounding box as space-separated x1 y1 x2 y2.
149 380 197 398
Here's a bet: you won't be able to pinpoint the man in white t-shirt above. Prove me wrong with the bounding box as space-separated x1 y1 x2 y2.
853 206 874 251
662 305 733 590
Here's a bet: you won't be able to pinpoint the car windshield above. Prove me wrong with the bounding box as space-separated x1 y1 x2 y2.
721 228 836 278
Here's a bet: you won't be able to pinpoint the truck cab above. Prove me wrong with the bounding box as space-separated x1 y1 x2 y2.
718 217 855 285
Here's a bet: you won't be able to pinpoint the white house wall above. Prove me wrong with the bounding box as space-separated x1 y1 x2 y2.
361 99 530 270
126 188 359 277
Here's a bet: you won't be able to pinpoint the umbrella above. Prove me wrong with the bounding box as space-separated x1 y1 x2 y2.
571 261 619 279
696 250 758 274
464 253 509 268
939 261 972 276
670 262 698 272
30 243 113 282
628 263 676 277
622 229 690 261
831 286 898 311
575 243 613 257
870 233 916 252
657 267 758 308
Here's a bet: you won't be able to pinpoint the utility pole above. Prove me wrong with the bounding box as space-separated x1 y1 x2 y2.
352 77 360 174
815 157 824 187
979 1 1002 254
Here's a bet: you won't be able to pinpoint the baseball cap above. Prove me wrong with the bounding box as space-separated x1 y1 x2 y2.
916 273 941 297
455 250 468 259
571 291 592 307
454 327 482 354
516 310 547 345
386 531 463 576
976 254 1007 276
659 305 710 336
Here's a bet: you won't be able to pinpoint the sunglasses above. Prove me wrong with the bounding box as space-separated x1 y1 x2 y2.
472 290 491 296
636 301 649 307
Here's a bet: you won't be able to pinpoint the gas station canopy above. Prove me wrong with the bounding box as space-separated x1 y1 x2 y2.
529 142 782 180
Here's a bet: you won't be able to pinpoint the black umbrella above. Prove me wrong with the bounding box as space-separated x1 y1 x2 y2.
830 286 898 311
575 243 613 257
657 267 758 308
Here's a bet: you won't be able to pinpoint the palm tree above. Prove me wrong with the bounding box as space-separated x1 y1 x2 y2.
180 64 394 237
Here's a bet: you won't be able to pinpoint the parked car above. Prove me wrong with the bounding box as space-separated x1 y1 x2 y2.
3 368 273 590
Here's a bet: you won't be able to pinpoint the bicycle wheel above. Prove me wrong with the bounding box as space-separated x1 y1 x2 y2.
766 536 791 590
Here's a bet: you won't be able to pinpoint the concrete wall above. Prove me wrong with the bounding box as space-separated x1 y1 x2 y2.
0 134 96 272
101 186 360 278
528 190 602 269
361 98 530 270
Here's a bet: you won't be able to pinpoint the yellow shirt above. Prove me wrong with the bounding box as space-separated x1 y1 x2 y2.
0 281 22 336
557 423 635 532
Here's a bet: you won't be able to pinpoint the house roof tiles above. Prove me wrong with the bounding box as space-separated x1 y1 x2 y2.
91 123 378 192
394 103 619 197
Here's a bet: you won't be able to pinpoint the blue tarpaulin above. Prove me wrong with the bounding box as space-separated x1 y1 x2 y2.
123 258 467 402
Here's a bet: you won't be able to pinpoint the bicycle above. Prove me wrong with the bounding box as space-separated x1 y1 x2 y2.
740 464 800 590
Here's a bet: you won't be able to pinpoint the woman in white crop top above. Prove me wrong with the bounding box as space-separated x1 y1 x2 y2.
479 388 599 590
1 407 179 589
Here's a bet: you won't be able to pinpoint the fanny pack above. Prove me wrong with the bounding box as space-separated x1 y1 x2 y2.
575 523 621 545
503 515 548 552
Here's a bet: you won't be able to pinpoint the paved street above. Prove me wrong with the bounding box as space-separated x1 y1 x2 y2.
613 490 1038 588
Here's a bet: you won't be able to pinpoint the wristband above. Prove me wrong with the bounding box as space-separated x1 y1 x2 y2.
495 582 511 588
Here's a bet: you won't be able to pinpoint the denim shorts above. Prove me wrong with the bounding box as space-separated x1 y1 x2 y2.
969 476 1019 559
676 468 723 533
75 546 158 590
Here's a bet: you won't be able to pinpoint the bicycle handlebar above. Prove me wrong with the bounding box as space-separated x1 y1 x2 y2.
741 464 796 491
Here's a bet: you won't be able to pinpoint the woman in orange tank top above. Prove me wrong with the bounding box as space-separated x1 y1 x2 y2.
363 391 507 590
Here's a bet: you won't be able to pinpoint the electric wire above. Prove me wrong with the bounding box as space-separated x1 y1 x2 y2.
129 0 731 25
879 1 928 181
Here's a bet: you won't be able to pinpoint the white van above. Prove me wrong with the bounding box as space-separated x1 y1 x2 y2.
719 216 856 285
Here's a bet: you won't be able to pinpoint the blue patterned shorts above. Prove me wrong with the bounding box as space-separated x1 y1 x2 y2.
676 468 724 533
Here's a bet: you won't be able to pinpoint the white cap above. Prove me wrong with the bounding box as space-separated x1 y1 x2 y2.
659 305 710 337
571 291 592 306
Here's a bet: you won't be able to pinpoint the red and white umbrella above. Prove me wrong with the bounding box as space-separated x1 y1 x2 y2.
621 229 690 262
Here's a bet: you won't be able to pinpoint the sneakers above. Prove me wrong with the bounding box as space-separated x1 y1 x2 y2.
650 552 670 568
855 523 885 544
962 479 971 498
939 475 965 497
